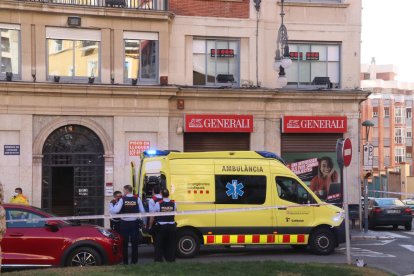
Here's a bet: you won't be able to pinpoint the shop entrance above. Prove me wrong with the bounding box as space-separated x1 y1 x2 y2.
42 125 105 225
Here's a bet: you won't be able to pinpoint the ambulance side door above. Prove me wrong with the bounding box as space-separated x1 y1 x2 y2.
272 175 316 235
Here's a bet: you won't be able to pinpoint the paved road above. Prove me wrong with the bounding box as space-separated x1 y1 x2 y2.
137 226 414 276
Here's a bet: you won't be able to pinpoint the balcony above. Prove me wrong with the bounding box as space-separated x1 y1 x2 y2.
16 0 168 11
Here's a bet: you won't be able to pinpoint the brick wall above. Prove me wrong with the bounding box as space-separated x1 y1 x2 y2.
169 0 250 18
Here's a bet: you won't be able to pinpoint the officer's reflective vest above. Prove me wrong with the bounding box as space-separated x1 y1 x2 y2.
120 196 139 214
156 200 175 223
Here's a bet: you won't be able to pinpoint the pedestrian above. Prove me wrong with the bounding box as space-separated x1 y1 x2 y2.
111 185 146 265
10 187 29 205
0 182 6 266
109 190 122 233
149 188 177 262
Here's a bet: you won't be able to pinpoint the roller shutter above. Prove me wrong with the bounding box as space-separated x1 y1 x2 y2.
184 132 250 152
281 133 343 154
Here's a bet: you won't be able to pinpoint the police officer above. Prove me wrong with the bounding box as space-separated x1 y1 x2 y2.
111 185 146 265
149 188 177 262
148 186 162 212
109 191 122 233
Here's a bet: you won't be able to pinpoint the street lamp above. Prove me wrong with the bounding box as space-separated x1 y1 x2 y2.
362 119 374 233
362 120 374 141
273 0 292 87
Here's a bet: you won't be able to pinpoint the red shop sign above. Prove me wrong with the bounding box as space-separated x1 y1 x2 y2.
185 114 254 133
282 116 347 133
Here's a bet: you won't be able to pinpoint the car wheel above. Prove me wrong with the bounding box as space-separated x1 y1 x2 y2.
405 222 412 231
66 247 102 267
393 224 399 230
176 229 200 258
309 228 336 255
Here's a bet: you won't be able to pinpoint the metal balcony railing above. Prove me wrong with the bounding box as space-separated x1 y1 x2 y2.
19 0 168 11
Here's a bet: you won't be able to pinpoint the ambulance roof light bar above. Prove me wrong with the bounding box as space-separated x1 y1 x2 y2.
255 151 286 165
142 150 180 157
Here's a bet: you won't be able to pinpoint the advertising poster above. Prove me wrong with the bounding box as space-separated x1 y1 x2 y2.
284 152 342 204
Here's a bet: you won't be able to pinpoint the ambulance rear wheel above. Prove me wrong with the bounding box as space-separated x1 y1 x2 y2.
309 228 335 255
176 229 200 258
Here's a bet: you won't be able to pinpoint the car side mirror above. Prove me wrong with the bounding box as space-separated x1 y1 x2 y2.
45 221 60 232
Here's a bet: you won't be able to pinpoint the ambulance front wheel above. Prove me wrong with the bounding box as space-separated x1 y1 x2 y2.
176 229 200 258
309 228 336 255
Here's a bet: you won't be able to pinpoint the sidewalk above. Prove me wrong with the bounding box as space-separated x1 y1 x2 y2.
350 229 395 241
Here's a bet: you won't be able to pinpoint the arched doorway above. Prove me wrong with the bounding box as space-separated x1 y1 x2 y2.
42 125 104 225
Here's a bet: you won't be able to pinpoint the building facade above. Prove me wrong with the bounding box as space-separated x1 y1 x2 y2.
361 61 414 175
0 0 366 222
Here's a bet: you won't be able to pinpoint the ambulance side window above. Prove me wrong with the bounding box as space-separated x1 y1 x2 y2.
215 175 266 204
276 177 315 204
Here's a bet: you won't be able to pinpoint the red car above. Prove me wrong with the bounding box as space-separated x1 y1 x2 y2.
1 204 122 268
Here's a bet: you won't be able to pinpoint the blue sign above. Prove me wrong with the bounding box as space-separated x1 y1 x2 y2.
4 145 20 155
226 180 244 199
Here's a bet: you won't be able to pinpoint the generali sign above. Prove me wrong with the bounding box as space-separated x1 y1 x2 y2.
282 116 347 133
185 114 254 133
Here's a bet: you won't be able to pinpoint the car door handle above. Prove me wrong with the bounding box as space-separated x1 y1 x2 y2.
10 233 24 237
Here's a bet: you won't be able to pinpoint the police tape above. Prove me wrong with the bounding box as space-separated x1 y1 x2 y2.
5 202 340 224
368 190 414 198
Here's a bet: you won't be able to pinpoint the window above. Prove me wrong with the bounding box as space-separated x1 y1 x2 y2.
47 27 100 81
193 38 239 86
123 32 158 84
384 107 390 117
286 43 340 88
372 111 378 117
406 146 412 158
215 175 266 204
407 130 412 139
407 108 412 119
286 0 342 2
395 107 405 124
276 177 315 204
6 209 45 228
0 24 20 78
395 128 405 144
395 147 405 163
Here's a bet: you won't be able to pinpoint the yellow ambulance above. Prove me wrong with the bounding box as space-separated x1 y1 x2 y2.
138 150 345 258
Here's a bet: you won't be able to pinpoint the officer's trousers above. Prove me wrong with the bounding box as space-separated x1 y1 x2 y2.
120 220 140 265
154 223 177 262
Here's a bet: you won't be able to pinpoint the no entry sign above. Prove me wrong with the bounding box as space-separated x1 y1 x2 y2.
343 138 352 167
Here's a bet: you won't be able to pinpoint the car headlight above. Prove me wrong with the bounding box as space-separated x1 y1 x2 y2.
332 210 344 223
97 227 115 239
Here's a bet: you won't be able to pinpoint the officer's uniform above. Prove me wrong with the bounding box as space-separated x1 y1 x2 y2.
153 198 177 262
108 200 121 233
112 193 146 265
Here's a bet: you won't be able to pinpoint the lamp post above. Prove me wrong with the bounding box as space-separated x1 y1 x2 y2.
273 0 292 87
362 119 374 233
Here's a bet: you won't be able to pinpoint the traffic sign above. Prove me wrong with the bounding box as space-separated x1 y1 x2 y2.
363 143 374 171
343 138 352 167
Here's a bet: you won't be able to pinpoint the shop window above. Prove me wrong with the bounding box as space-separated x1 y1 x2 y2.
384 107 390 117
395 147 405 163
123 32 158 84
215 175 266 204
276 176 315 204
395 107 405 124
285 43 340 88
193 38 239 87
0 25 20 79
47 27 100 82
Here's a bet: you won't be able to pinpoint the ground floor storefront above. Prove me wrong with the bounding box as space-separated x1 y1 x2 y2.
0 83 368 221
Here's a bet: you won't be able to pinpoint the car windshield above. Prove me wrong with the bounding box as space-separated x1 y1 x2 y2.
376 198 404 206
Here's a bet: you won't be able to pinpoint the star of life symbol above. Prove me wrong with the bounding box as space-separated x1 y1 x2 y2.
189 119 203 128
226 180 244 199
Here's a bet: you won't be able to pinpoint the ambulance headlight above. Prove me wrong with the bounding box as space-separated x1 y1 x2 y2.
332 211 344 223
98 227 115 239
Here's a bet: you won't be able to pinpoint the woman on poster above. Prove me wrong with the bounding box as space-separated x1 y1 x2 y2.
309 156 339 200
